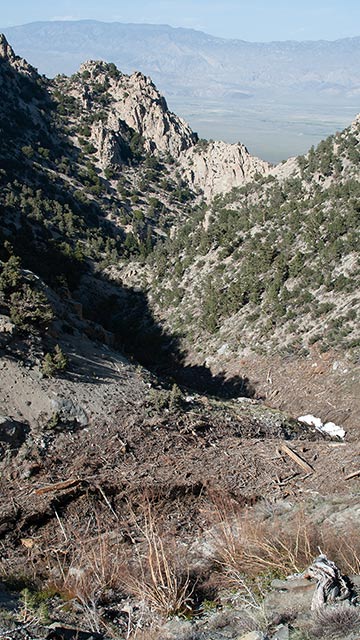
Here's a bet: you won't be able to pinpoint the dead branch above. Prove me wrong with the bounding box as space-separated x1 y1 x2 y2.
280 444 314 474
33 478 81 495
344 469 360 480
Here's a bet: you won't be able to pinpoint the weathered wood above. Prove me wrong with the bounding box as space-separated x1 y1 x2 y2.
34 478 80 495
280 444 314 474
344 469 360 480
305 554 358 610
275 471 299 486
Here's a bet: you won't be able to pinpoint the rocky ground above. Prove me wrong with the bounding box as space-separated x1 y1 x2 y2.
1 329 360 639
203 347 360 436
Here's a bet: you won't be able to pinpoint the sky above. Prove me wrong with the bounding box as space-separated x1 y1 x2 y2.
1 0 360 41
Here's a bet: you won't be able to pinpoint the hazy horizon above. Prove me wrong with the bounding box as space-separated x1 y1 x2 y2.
2 11 359 163
2 18 360 44
1 0 360 42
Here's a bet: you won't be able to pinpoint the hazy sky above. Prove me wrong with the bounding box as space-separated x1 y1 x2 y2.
1 0 360 41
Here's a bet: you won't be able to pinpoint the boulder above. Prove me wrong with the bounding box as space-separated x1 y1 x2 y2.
50 398 88 427
236 631 267 640
0 314 16 344
0 415 29 455
264 576 313 618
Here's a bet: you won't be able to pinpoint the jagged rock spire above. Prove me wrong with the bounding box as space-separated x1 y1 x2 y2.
0 33 37 76
0 33 16 62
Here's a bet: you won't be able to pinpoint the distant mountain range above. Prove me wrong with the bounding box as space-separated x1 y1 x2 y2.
3 20 360 96
2 21 360 161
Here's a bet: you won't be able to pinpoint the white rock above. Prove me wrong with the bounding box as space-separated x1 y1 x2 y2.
79 62 196 162
298 414 345 439
236 631 265 640
322 421 346 439
0 315 15 334
298 414 323 429
181 139 270 199
217 343 230 355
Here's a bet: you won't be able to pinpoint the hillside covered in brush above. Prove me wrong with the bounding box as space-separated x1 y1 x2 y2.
147 119 360 358
1 34 360 640
0 31 359 418
0 33 268 366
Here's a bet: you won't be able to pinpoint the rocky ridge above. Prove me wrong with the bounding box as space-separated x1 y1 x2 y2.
77 60 197 160
271 113 360 185
0 32 36 77
181 139 270 198
61 56 270 197
0 34 269 201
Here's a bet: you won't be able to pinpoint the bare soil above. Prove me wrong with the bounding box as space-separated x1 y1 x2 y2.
1 386 360 565
1 336 360 639
212 345 360 437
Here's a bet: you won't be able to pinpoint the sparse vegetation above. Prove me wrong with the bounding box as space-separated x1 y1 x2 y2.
311 604 360 638
149 129 360 357
123 502 195 618
1 36 360 640
41 345 68 377
9 284 54 332
208 494 360 584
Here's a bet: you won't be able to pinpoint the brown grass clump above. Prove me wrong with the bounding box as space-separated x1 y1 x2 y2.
207 493 360 588
49 527 128 633
46 499 196 631
123 501 195 618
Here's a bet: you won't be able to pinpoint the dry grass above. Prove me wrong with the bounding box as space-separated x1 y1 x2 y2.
45 500 196 632
6 490 360 637
46 514 129 633
127 627 162 640
123 501 195 618
311 603 360 638
207 493 360 585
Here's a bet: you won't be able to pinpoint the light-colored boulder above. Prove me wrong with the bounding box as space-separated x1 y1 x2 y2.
0 314 15 335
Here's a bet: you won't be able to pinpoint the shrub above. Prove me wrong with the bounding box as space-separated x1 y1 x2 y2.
311 603 360 637
0 255 22 292
123 502 195 617
41 345 68 377
21 145 34 159
207 494 360 587
9 285 54 332
104 165 116 180
18 587 51 624
169 383 184 411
